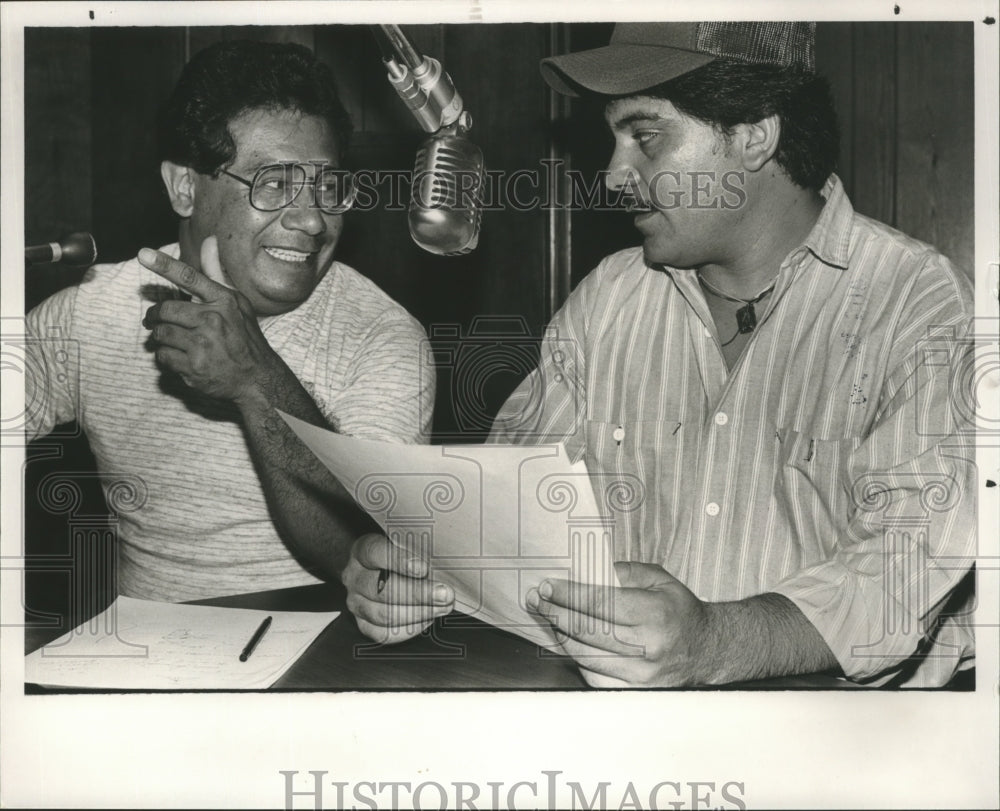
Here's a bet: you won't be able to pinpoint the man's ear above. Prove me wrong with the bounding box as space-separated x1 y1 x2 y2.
735 114 781 173
160 161 197 217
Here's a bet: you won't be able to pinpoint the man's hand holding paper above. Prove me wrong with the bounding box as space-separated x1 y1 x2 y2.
343 533 455 643
527 561 715 688
280 412 621 652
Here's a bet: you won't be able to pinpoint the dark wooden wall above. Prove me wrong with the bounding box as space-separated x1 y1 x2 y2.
815 22 975 276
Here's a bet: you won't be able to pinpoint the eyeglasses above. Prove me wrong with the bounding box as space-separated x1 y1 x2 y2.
218 162 356 214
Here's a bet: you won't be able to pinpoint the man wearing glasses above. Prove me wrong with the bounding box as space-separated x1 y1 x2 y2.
25 40 433 602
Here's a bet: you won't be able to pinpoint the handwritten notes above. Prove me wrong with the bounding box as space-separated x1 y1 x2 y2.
25 597 338 689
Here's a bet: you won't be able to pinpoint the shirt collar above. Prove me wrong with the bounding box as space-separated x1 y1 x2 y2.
800 174 853 270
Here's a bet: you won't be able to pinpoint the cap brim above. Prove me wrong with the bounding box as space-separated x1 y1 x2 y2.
540 44 717 97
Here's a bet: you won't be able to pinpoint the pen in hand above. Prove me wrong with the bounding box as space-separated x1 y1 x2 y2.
239 616 273 662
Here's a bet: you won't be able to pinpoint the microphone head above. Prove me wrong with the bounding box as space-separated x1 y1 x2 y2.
61 232 98 266
24 231 97 266
409 133 483 256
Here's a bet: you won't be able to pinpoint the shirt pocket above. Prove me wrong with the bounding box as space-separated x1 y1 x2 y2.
584 418 681 542
776 427 864 549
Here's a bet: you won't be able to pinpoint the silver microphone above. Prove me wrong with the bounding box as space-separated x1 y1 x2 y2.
375 25 483 256
410 129 483 256
25 232 97 266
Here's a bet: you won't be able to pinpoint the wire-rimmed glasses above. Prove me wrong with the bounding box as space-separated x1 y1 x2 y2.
219 162 356 214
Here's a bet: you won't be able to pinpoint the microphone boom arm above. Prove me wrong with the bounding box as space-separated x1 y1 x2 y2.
374 24 469 135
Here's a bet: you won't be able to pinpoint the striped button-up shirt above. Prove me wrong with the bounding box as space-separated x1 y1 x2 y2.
490 176 975 687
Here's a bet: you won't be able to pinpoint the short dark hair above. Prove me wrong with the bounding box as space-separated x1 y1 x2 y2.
159 39 353 175
642 59 839 192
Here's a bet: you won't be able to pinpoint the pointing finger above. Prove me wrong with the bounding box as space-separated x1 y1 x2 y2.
198 235 231 292
138 247 228 303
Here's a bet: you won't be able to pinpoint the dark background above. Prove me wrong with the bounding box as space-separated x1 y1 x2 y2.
20 22 975 628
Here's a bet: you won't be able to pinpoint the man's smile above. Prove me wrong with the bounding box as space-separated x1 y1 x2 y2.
263 246 314 263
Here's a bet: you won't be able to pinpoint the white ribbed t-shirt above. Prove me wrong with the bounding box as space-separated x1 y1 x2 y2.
26 245 434 601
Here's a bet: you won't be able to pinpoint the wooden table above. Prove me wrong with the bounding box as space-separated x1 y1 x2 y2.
208 582 590 690
23 583 887 691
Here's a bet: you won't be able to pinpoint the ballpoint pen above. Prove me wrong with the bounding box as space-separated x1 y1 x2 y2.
239 616 272 662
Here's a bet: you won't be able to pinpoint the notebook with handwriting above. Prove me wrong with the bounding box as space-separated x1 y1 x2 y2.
25 597 339 690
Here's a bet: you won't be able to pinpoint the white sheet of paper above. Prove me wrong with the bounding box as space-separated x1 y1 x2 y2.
25 597 339 690
281 412 620 648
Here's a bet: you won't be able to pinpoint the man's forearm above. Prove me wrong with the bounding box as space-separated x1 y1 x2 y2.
697 593 840 685
235 361 374 578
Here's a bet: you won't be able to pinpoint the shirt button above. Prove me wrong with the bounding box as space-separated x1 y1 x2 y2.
706 502 720 516
714 412 729 426
612 426 625 442
703 326 713 338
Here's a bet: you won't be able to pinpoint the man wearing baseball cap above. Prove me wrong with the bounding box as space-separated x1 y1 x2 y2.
344 22 975 688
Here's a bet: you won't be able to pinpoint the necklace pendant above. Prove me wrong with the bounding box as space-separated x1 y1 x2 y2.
736 303 757 334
